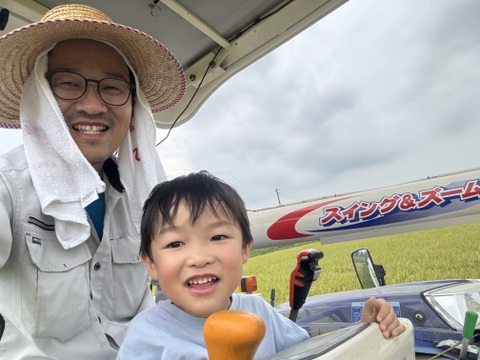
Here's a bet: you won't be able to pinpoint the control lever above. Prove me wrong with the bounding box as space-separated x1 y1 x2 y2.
270 289 276 307
459 310 478 359
238 275 257 294
289 248 323 322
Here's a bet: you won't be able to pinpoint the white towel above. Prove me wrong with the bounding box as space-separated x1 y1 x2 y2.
20 45 166 250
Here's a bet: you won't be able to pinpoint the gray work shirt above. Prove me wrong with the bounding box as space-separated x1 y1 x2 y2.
0 145 154 359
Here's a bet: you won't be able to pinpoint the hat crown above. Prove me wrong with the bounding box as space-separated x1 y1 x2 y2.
0 3 185 128
42 4 112 22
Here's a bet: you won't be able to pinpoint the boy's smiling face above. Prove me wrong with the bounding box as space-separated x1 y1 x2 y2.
142 200 251 318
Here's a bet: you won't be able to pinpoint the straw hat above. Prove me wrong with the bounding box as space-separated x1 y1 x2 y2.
0 4 186 129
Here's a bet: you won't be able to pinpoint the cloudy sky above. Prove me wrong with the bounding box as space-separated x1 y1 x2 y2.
1 0 479 211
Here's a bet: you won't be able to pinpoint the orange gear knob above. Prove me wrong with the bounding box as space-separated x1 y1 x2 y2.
204 310 266 360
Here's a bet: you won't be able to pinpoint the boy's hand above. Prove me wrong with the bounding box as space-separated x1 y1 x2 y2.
360 296 406 339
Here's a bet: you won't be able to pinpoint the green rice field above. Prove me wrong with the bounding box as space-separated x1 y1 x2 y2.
242 222 480 306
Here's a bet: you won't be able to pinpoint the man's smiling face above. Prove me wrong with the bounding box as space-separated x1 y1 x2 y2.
48 39 133 173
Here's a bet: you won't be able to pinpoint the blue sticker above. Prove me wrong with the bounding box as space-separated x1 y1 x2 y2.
390 302 401 318
351 301 401 322
351 302 364 322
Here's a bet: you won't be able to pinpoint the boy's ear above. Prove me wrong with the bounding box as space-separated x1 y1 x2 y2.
242 240 252 264
141 253 159 281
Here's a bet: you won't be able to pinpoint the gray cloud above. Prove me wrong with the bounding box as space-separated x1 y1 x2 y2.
158 0 480 210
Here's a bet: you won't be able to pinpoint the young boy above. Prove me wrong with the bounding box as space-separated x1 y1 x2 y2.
117 171 405 359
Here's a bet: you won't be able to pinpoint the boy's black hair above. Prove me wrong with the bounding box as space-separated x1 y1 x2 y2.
140 170 253 259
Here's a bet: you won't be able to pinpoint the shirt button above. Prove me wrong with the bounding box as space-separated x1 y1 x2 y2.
94 262 101 271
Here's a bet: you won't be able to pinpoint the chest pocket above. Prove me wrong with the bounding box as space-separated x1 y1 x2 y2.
23 234 92 341
110 236 148 320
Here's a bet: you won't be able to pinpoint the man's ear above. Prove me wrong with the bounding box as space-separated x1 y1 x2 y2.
131 94 136 117
141 253 159 281
129 96 136 129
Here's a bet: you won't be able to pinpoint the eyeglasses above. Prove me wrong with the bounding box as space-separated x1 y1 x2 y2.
45 71 135 106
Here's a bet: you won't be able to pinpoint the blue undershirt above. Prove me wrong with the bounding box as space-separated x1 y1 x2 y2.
86 192 105 240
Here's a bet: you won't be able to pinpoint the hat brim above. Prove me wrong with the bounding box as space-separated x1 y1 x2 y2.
0 19 186 128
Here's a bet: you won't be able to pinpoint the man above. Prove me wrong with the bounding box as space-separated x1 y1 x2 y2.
0 4 185 359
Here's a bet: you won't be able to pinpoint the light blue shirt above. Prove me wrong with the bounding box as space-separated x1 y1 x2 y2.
117 293 309 359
